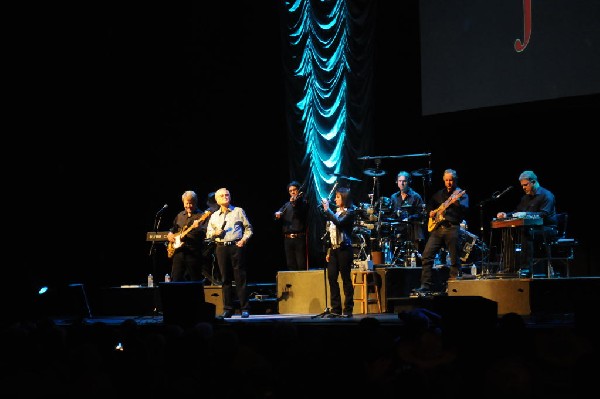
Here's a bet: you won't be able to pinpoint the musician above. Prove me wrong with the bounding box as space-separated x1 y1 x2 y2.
415 169 469 293
496 170 557 273
274 181 308 271
322 186 356 318
496 170 557 227
206 188 253 319
390 171 425 255
167 190 208 282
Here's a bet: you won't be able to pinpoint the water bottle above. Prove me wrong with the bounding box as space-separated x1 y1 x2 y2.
471 264 477 276
164 274 171 282
147 274 154 287
410 252 417 267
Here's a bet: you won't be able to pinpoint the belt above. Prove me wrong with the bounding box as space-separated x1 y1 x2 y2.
216 239 240 246
284 233 305 238
438 221 455 228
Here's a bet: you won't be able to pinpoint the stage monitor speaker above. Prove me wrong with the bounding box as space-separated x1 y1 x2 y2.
277 270 327 314
203 285 224 315
159 282 215 327
36 283 92 320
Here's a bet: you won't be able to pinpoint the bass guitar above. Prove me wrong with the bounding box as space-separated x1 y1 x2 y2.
427 189 466 232
167 210 213 258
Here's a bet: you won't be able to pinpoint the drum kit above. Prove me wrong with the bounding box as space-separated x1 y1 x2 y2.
343 154 433 266
353 199 428 266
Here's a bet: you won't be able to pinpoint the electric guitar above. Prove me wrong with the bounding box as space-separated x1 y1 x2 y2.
427 189 466 232
167 210 213 258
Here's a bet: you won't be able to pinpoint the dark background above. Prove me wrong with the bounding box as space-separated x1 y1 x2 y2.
10 2 598 308
420 0 600 115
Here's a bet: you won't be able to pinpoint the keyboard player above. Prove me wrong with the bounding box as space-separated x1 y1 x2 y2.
496 170 557 275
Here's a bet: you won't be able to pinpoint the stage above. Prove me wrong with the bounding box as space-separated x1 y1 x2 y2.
38 269 600 327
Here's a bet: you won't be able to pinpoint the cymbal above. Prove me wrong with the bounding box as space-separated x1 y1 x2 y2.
332 173 362 182
364 168 386 177
411 168 432 177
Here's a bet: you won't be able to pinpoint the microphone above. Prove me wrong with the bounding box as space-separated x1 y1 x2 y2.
155 204 168 215
493 186 513 199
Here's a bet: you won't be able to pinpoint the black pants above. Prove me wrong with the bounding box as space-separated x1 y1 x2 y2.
171 247 204 282
421 224 460 289
327 246 354 314
215 244 249 311
284 236 307 271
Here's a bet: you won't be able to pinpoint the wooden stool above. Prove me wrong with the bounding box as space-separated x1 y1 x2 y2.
352 270 382 314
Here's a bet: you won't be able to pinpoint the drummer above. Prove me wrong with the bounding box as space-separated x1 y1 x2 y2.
390 171 426 252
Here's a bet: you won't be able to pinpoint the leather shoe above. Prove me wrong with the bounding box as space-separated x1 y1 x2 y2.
241 311 250 318
218 310 233 319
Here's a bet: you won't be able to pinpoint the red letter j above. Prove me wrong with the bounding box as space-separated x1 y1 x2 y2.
514 0 532 52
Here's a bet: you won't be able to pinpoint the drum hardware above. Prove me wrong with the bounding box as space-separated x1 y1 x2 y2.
355 220 375 230
377 196 392 212
352 231 370 267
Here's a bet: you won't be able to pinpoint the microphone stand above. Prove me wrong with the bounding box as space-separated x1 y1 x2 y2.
478 189 506 278
313 221 332 319
149 213 163 316
478 198 493 277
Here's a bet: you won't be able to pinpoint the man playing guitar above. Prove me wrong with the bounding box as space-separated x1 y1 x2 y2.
414 169 469 294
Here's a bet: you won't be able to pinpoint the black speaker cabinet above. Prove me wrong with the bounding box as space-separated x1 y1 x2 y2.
159 282 215 326
96 287 158 316
432 295 498 337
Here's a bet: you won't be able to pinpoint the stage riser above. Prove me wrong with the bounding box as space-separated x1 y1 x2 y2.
447 278 600 316
277 268 436 314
